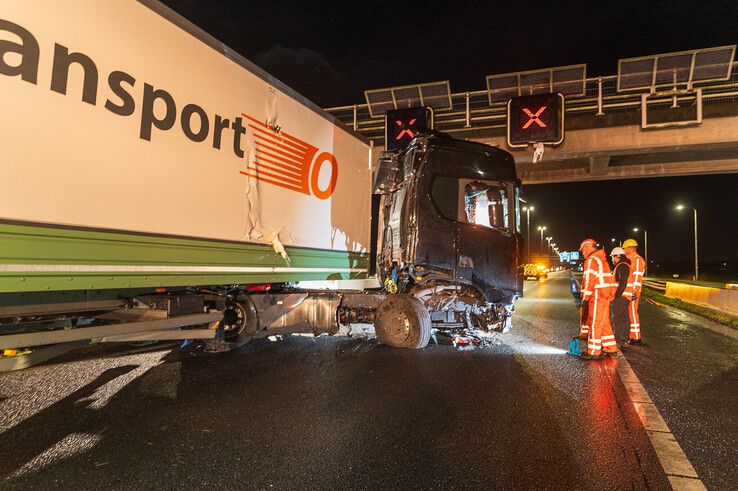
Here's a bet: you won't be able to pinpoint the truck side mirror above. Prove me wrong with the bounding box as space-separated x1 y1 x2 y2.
373 153 402 194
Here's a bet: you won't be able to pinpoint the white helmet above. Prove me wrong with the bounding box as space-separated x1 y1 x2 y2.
610 247 626 257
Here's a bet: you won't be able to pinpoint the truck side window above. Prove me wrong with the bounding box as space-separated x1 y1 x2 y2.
430 177 511 232
464 181 508 230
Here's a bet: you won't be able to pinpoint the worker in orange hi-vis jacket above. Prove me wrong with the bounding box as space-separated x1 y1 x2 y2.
622 238 646 344
578 239 618 359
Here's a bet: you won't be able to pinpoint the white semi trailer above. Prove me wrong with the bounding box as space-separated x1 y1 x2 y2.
0 1 523 369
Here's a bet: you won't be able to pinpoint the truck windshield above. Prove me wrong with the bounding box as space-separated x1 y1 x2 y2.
430 176 514 232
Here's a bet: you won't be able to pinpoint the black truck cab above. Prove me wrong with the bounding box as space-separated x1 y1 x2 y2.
374 132 523 334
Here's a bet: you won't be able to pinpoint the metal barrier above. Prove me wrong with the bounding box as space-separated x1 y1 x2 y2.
326 63 738 141
642 280 667 292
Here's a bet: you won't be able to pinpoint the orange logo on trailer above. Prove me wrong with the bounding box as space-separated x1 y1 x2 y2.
240 114 338 199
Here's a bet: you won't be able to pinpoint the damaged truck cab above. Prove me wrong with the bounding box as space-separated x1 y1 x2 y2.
371 133 523 347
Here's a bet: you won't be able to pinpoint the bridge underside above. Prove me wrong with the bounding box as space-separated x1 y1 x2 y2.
513 145 738 185
445 105 738 184
362 103 738 185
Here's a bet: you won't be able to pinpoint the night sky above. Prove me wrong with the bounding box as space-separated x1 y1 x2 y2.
161 0 738 264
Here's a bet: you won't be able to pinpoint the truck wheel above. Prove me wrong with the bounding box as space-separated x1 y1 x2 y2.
374 295 431 349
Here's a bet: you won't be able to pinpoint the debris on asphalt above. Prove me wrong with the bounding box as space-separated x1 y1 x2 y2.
433 328 500 351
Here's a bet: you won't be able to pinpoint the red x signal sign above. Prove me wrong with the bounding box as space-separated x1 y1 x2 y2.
395 118 417 140
507 93 564 147
521 107 547 129
385 107 434 151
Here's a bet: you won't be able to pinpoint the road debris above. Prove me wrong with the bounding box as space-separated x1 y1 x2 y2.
433 328 500 351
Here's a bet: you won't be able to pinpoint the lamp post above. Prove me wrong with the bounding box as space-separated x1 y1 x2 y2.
676 205 698 280
523 206 534 262
633 227 648 267
537 226 546 256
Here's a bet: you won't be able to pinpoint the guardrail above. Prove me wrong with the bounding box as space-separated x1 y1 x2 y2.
642 280 667 292
326 62 738 140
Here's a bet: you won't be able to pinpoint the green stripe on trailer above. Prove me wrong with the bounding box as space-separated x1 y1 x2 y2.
0 223 368 293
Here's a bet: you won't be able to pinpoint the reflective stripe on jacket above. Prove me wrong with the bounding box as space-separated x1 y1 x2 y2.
626 252 646 295
581 249 616 300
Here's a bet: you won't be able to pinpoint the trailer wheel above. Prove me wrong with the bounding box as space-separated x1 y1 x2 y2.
374 295 431 349
222 296 260 347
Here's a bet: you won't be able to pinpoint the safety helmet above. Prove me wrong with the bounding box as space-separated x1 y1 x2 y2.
622 238 638 248
579 238 597 251
610 247 626 257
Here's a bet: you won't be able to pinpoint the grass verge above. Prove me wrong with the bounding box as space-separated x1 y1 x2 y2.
642 287 738 329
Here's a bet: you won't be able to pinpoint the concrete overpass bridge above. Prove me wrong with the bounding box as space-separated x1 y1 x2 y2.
325 61 738 184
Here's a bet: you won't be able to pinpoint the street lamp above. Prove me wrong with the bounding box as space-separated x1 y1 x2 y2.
633 227 648 267
675 204 698 280
523 206 534 262
537 226 546 255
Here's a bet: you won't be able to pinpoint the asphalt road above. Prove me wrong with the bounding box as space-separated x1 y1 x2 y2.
0 273 734 489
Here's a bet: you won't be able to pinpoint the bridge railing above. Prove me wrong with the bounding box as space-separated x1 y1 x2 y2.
326 62 738 141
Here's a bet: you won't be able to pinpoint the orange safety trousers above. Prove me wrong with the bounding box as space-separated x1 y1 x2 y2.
579 305 590 337
580 249 617 355
586 294 617 355
626 252 645 340
628 296 641 341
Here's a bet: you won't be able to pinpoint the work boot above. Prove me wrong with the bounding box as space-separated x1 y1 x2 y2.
627 339 642 345
579 352 603 360
603 351 618 357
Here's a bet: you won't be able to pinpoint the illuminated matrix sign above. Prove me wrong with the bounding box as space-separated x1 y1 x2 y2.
385 107 433 152
507 93 565 147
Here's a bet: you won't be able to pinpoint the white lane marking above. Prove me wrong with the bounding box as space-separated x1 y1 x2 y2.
615 353 706 490
0 264 366 274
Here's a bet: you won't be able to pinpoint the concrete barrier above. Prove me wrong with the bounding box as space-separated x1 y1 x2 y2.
665 282 738 315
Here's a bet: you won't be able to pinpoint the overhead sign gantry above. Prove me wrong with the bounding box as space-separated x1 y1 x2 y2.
486 65 584 153
617 45 736 129
364 81 452 118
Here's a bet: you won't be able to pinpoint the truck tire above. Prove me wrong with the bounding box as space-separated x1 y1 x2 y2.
222 295 260 347
374 295 431 349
